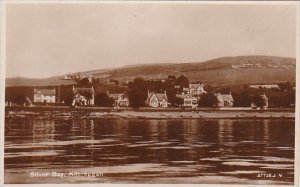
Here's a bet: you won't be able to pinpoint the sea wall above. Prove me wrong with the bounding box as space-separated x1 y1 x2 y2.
5 106 295 120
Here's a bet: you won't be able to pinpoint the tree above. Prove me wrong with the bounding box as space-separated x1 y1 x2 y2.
166 88 177 106
14 94 26 105
278 82 293 92
128 77 148 108
167 75 176 80
95 93 114 107
233 91 252 107
166 75 176 86
287 91 295 107
204 85 213 92
268 92 295 107
60 85 74 106
82 90 93 105
198 93 218 107
162 79 177 106
252 94 265 107
147 80 163 92
129 89 147 108
78 77 90 87
173 96 184 107
175 75 189 89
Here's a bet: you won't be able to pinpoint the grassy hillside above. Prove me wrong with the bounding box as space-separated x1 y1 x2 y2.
6 77 76 87
6 55 296 87
95 55 296 87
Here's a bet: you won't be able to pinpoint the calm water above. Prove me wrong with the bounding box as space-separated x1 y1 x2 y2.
5 118 295 184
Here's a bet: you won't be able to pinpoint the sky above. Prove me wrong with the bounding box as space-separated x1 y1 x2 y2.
5 2 297 78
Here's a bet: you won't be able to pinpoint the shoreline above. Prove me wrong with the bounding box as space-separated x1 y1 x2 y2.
5 106 295 120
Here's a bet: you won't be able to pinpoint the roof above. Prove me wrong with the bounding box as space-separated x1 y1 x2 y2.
189 83 204 89
221 94 234 102
108 93 127 99
73 87 95 95
215 93 234 102
34 89 56 96
148 92 168 101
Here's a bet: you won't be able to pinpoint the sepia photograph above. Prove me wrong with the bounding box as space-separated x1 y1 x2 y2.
1 1 299 186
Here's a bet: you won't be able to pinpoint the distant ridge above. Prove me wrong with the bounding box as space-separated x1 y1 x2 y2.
6 55 295 87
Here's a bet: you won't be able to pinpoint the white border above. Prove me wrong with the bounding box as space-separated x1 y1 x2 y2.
0 0 6 186
1 0 300 5
0 1 299 187
295 2 300 187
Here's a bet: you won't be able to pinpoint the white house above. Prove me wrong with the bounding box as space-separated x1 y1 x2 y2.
260 94 269 108
215 93 234 107
72 86 95 106
249 84 280 89
183 94 198 109
147 91 168 108
189 83 206 95
33 89 56 103
108 93 129 107
176 94 198 108
183 83 206 96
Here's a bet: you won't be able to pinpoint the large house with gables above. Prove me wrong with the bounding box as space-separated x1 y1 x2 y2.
33 88 56 103
146 91 168 108
183 83 206 96
215 92 234 107
72 86 95 106
189 83 206 95
107 93 129 107
176 93 198 109
178 83 206 108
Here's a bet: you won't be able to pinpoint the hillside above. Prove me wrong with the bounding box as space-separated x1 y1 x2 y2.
6 55 296 87
6 77 76 87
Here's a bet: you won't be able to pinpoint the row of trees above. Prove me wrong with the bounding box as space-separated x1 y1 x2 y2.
128 75 192 108
127 77 295 108
6 75 295 108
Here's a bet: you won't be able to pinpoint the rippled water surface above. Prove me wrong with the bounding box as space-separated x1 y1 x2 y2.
5 118 295 184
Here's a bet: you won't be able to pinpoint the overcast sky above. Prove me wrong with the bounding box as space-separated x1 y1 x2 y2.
5 2 297 78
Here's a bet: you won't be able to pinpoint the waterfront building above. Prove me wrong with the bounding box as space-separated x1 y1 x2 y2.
108 93 130 107
72 86 95 106
183 94 199 109
260 94 269 108
177 94 198 108
215 92 234 107
182 83 206 96
249 84 280 89
189 83 206 95
33 88 56 103
146 91 168 108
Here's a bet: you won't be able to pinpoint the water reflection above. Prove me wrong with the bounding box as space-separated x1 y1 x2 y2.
5 118 294 184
